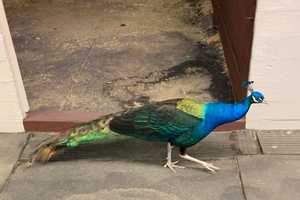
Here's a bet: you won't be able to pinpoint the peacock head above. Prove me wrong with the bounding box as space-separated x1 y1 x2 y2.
250 91 265 104
242 81 266 104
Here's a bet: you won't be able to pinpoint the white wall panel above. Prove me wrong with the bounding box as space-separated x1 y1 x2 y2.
247 0 300 129
0 0 28 132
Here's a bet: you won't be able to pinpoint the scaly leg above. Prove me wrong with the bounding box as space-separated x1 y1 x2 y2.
163 143 185 173
179 154 220 173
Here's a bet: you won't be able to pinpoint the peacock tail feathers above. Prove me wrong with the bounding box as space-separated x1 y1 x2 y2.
31 145 57 163
30 116 120 163
57 117 115 147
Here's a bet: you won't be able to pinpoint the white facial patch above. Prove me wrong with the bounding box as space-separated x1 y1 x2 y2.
252 96 259 103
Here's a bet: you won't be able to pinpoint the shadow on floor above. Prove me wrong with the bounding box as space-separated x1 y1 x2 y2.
44 132 239 166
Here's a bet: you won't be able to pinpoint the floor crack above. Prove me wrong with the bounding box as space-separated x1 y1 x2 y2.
235 157 248 200
0 134 31 194
255 131 264 154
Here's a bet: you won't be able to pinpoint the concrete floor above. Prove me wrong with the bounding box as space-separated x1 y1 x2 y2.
1 130 300 200
4 0 231 113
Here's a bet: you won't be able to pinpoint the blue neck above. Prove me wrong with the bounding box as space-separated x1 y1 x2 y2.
205 96 252 128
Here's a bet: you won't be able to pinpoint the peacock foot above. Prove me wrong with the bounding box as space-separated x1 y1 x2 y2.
199 162 220 173
163 160 185 173
179 154 220 173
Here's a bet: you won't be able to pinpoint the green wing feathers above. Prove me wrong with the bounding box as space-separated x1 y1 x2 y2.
176 99 205 119
109 103 200 141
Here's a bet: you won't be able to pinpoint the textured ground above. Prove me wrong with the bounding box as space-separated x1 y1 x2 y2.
4 0 232 113
1 130 300 200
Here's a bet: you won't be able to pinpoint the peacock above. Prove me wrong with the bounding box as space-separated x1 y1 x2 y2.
30 81 265 173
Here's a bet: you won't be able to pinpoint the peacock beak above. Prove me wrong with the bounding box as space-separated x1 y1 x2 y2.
262 99 268 104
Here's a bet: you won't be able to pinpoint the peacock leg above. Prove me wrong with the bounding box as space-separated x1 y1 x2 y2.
179 154 220 173
163 142 185 173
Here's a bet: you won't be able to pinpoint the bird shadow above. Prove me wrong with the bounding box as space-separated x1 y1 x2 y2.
47 135 237 170
51 137 168 166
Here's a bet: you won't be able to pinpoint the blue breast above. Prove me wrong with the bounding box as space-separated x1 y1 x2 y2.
191 97 252 142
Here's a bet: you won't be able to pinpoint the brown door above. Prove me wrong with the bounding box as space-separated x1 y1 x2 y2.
212 0 257 101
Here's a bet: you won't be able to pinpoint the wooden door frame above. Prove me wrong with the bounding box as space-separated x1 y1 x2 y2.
212 0 257 101
23 0 257 132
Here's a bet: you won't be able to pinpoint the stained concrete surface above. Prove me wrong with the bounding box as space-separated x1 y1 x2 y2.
4 0 231 113
0 159 243 200
0 134 28 191
2 131 247 200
